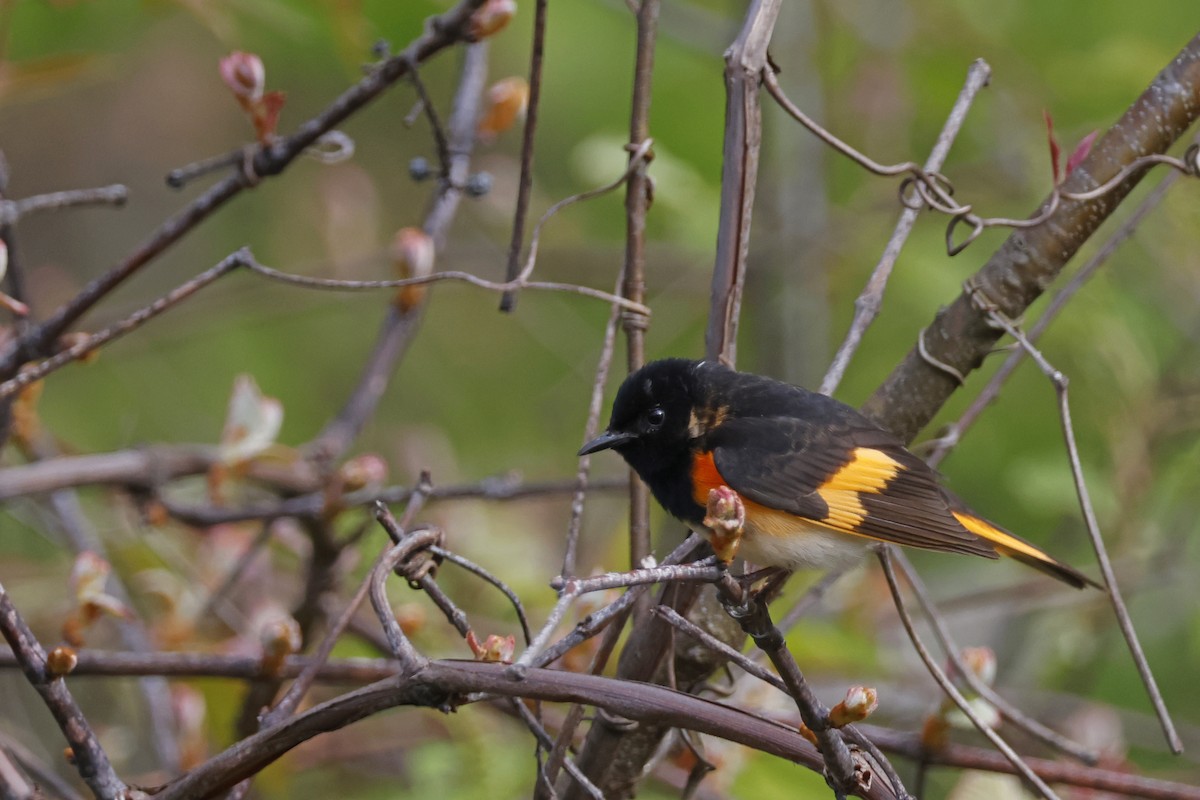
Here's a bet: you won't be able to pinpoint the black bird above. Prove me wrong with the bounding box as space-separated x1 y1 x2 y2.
580 358 1094 588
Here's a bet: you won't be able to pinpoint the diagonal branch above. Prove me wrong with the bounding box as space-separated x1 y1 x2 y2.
0 0 488 379
0 582 125 800
861 31 1200 441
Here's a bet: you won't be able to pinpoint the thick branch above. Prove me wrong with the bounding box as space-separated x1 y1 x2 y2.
156 659 845 800
862 32 1200 440
704 0 781 363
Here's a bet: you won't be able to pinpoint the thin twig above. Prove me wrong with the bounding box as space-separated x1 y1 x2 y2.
765 66 1198 259
516 557 722 671
165 147 250 189
876 548 1061 800
0 0 489 378
432 545 533 645
551 559 723 596
889 551 1098 764
528 535 705 671
0 249 252 399
709 572 873 799
0 733 86 800
820 59 991 396
979 307 1183 754
13 424 184 773
238 260 654 313
562 274 626 579
366 530 440 671
654 605 785 693
747 566 849 665
198 521 275 623
865 724 1200 800
0 581 126 800
236 139 655 318
862 33 1200 442
309 41 488 464
161 474 625 527
499 0 548 311
545 536 705 795
763 68 924 179
404 58 452 175
926 157 1189 468
260 483 430 728
620 0 659 581
1 185 128 224
512 699 605 800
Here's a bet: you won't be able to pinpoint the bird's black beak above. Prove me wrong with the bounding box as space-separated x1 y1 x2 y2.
578 429 638 456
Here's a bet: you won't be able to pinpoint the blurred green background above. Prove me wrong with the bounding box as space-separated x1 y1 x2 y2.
1 0 1198 797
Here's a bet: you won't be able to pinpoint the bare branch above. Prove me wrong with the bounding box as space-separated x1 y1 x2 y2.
888 551 1098 764
1 185 127 224
367 529 440 671
310 42 490 463
619 0 660 577
704 0 782 363
820 59 991 396
876 548 1061 800
0 249 252 400
926 153 1191 468
0 0 489 378
979 305 1182 753
0 581 125 799
498 0 549 311
236 142 656 318
155 660 837 800
862 32 1200 441
866 725 1200 800
562 278 626 579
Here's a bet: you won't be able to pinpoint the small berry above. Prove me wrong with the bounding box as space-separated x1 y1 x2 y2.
465 172 493 197
408 156 432 182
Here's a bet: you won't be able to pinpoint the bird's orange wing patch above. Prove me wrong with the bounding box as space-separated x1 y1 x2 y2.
814 448 902 532
693 447 903 539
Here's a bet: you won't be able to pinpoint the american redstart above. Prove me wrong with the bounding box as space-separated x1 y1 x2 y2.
580 358 1094 588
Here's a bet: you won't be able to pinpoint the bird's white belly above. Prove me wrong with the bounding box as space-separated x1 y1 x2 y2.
735 514 869 571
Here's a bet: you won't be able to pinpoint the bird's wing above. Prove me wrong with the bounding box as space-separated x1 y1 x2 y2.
707 415 998 558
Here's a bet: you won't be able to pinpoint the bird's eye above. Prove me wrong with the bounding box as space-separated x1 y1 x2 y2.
644 406 666 430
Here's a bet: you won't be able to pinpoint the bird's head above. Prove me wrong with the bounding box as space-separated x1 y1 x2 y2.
579 359 710 479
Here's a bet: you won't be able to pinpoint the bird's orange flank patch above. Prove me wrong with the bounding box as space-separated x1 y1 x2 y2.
690 451 799 540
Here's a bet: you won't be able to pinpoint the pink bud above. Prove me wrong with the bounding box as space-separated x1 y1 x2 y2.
338 454 389 492
220 52 265 104
703 485 745 533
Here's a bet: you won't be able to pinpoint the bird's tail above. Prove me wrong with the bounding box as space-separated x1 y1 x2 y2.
950 509 1100 590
